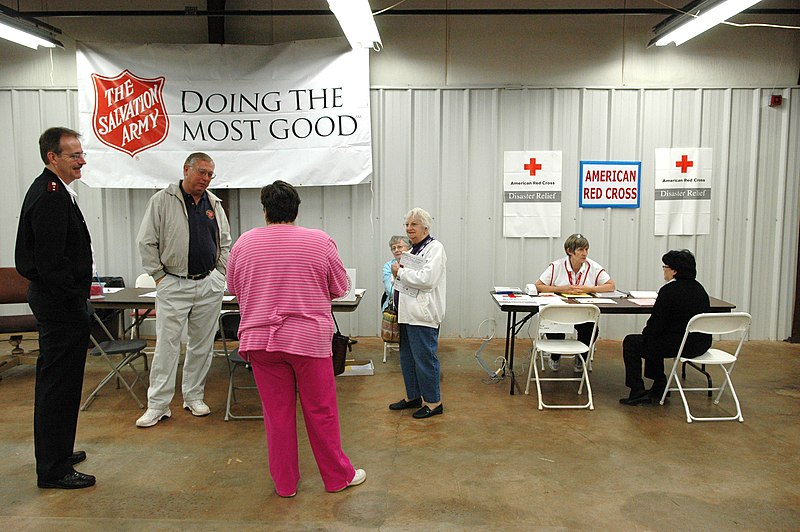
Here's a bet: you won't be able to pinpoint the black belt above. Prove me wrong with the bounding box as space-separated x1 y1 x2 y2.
166 270 212 281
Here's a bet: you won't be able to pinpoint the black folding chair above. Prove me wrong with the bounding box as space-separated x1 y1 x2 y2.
81 303 149 411
219 311 262 421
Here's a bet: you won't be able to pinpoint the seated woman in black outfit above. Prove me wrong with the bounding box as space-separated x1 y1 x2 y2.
620 249 712 406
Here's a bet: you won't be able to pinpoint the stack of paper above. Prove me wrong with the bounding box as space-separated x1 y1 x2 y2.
597 290 628 298
494 286 522 294
341 360 374 376
630 290 658 299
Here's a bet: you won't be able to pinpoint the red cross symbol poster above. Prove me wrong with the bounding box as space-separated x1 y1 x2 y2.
503 151 562 237
654 148 712 235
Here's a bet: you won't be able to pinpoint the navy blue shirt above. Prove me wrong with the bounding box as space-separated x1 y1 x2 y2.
180 181 218 276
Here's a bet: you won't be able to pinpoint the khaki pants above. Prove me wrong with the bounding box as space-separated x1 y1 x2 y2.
147 271 225 409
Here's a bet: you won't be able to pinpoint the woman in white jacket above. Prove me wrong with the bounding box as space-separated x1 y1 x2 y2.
388 208 447 419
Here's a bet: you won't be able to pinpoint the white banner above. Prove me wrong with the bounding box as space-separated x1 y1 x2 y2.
76 40 372 188
503 151 562 237
654 148 712 235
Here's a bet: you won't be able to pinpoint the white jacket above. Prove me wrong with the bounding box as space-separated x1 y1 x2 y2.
397 239 446 328
137 182 231 281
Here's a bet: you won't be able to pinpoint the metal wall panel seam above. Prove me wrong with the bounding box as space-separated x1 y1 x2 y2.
743 89 761 333
772 89 792 337
712 89 733 302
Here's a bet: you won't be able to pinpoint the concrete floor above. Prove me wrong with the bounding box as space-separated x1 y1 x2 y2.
1 336 798 531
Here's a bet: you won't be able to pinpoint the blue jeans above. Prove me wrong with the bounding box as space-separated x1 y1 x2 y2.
399 323 441 403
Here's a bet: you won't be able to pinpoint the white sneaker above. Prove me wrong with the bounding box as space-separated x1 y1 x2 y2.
548 356 560 371
183 400 211 417
136 407 171 428
574 357 585 373
331 469 367 492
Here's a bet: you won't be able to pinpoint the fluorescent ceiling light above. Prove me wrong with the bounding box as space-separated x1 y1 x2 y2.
652 0 762 47
0 7 63 49
328 0 382 50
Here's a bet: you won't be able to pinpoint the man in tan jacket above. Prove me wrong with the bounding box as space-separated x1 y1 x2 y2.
135 152 231 428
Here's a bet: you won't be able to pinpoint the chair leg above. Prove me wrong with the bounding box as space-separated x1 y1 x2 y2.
224 365 236 422
383 342 388 363
9 335 24 356
81 354 145 410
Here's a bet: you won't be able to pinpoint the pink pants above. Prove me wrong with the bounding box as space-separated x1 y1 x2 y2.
245 350 355 496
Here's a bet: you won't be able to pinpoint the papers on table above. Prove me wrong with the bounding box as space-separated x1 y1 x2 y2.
102 287 125 294
577 298 617 305
629 290 658 299
531 296 564 305
494 286 522 294
139 290 157 298
560 292 592 298
596 290 628 298
629 298 657 306
492 293 537 305
492 294 566 306
222 295 236 302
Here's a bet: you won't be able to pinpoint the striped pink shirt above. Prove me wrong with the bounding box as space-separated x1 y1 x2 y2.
226 224 349 358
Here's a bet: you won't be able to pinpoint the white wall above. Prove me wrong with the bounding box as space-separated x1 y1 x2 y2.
2 1 799 339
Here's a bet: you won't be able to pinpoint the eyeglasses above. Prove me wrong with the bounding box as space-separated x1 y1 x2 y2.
662 265 670 269
192 168 216 179
59 151 86 160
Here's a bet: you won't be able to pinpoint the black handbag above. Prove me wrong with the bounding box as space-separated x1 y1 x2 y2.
332 315 351 376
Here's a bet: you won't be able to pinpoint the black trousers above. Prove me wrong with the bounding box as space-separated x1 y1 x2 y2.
548 322 596 362
622 334 668 394
28 284 90 481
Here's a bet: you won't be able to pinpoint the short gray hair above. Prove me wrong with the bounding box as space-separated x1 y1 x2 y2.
184 152 214 168
389 235 411 249
405 207 433 231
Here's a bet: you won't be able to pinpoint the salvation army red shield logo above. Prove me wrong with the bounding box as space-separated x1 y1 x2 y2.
91 70 169 157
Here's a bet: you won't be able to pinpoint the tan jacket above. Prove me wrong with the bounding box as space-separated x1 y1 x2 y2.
137 182 231 281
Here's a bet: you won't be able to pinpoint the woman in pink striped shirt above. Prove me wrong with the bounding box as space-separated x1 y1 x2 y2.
226 180 365 498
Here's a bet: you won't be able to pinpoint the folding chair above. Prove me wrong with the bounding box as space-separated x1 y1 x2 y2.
660 312 751 423
81 304 149 410
524 304 600 410
218 311 262 421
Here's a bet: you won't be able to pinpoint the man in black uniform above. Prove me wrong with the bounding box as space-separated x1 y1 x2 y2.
15 127 96 489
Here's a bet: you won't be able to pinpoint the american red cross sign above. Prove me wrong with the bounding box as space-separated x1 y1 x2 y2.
676 154 694 173
524 158 542 176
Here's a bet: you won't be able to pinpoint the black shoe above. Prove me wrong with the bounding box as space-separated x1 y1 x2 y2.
412 404 443 419
69 451 86 466
38 471 96 490
389 397 422 410
619 389 652 406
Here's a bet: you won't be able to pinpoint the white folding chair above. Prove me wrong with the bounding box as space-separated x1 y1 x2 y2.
383 341 399 363
131 273 157 340
660 312 751 423
525 304 600 410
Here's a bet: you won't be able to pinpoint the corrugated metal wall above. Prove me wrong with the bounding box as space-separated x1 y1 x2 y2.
3 87 799 340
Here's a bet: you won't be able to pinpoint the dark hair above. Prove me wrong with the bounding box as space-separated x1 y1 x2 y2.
39 127 80 164
662 249 697 280
260 180 300 223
